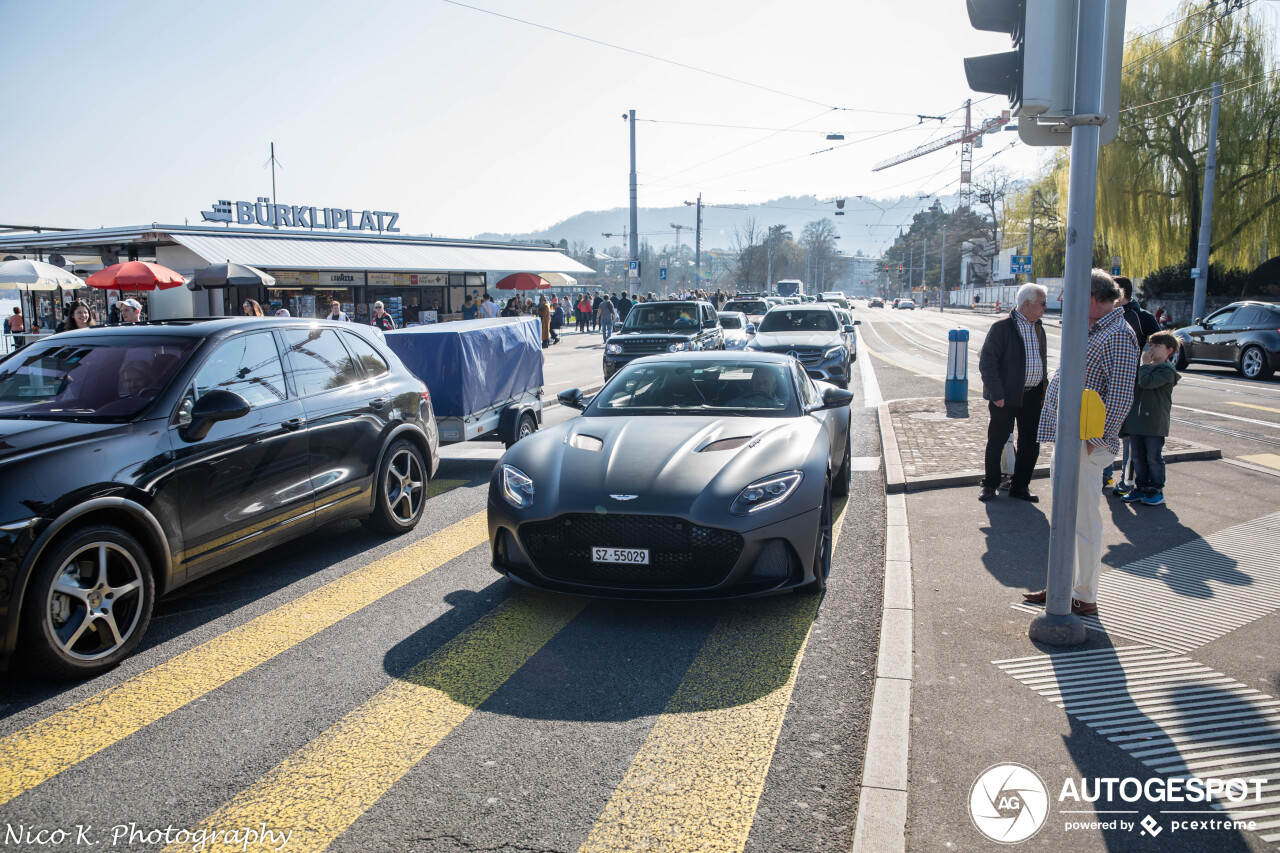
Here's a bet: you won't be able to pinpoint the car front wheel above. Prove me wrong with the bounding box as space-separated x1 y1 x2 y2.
20 525 155 679
803 483 833 593
363 438 428 535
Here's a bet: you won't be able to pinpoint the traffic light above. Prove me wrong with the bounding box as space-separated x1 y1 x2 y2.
963 0 1128 147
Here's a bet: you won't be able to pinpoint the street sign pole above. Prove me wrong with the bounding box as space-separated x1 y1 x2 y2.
1030 0 1113 648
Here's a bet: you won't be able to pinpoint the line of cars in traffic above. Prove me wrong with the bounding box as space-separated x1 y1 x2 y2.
1 295 862 678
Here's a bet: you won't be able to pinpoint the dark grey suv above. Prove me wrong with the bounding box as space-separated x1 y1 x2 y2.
603 301 724 380
1174 301 1280 380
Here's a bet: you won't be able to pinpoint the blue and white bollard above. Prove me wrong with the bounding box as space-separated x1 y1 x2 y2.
945 328 969 402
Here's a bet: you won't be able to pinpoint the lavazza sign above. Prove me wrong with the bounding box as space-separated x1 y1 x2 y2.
201 197 400 232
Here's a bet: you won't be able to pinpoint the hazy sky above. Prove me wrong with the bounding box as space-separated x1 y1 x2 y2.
1 0 1272 255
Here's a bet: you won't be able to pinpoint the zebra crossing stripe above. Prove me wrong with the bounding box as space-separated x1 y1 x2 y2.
995 646 1280 846
0 511 489 807
577 594 820 853
163 592 587 853
1013 511 1280 653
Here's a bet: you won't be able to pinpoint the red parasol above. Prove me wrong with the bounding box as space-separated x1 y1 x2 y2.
494 272 550 291
86 261 187 290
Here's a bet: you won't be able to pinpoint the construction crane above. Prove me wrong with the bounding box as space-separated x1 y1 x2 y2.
871 100 1011 210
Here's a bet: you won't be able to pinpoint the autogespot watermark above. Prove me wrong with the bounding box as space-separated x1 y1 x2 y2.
967 765 1269 843
2 823 292 851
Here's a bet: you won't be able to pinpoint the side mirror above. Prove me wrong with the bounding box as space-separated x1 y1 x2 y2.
817 386 854 410
844 324 856 333
745 323 756 335
1192 318 1202 325
183 390 250 441
557 388 585 410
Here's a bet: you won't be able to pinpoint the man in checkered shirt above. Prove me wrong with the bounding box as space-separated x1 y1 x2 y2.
1023 270 1139 617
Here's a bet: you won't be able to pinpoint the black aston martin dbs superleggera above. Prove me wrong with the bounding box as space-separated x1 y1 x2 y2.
488 351 853 598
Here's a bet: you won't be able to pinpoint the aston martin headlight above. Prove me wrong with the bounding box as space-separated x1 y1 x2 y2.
667 341 689 352
731 471 804 515
501 464 535 509
605 342 623 354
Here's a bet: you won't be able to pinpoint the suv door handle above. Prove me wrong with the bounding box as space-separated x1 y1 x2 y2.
370 397 388 410
282 417 305 431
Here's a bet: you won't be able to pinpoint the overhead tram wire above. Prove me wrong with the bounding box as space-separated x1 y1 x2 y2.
1123 0 1260 72
1129 70 1280 126
635 118 902 136
1125 1 1220 46
438 0 922 117
1120 69 1279 113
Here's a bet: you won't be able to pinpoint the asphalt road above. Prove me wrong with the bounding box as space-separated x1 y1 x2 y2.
0 327 888 853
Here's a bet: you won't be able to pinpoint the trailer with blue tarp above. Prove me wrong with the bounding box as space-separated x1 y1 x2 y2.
383 316 543 447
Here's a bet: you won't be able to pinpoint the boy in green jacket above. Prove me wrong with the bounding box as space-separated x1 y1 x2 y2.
1120 330 1181 506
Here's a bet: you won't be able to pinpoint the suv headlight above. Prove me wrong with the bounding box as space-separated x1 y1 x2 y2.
823 345 845 360
605 342 623 355
731 471 804 515
501 464 535 509
667 341 689 352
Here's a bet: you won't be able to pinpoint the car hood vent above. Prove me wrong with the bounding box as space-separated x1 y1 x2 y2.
569 433 604 451
699 436 753 452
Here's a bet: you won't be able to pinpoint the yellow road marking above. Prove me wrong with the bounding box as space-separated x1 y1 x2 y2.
165 592 586 853
0 512 489 806
1227 402 1280 415
859 337 944 380
578 594 819 853
1239 453 1280 470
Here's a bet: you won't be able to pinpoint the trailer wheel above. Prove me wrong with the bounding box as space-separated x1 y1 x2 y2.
504 411 538 449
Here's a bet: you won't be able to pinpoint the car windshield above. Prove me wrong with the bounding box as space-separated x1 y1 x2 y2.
719 316 743 330
725 301 767 315
622 304 700 330
0 336 197 420
588 360 798 416
758 310 839 333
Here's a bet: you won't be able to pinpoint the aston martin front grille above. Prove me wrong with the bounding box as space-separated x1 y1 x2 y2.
519 514 743 589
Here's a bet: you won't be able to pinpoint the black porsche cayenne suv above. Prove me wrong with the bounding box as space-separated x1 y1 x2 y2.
602 300 725 380
0 318 438 678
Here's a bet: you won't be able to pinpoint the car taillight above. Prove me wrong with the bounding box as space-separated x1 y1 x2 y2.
420 384 431 406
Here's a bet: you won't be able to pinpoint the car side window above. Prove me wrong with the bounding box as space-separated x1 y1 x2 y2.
341 331 390 378
190 332 288 408
1203 308 1238 329
282 328 362 396
793 361 817 408
1230 307 1264 328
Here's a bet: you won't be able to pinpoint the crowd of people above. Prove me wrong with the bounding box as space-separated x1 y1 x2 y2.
489 288 733 348
976 271 1181 620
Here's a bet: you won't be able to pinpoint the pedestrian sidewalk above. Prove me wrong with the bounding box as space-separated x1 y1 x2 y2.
861 394 1280 851
881 396 1221 494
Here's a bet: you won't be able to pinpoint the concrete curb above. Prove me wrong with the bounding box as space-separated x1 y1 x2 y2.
851 487 914 853
879 403 906 494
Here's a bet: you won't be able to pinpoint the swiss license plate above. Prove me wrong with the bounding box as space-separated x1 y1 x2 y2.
592 547 649 565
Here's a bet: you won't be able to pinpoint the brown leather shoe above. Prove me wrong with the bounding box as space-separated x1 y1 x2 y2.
1071 599 1098 617
1022 589 1047 604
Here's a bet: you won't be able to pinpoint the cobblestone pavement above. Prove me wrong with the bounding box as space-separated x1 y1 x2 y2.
887 396 1219 488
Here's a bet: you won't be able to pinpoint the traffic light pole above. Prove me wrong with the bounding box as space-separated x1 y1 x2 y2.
1030 0 1113 647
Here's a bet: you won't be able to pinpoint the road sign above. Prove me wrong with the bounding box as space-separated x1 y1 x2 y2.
1111 255 1121 276
659 268 667 281
628 260 639 279
1011 255 1033 275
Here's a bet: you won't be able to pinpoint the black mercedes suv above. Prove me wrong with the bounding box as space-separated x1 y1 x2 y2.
603 301 725 380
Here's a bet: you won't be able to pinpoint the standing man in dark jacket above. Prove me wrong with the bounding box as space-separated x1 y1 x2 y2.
978 283 1050 502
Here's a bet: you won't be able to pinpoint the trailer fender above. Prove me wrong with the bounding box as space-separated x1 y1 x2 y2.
500 404 540 448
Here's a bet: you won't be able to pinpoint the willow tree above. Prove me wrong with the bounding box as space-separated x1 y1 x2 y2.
1096 0 1280 275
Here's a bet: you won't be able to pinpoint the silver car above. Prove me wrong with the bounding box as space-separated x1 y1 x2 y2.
717 311 754 350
